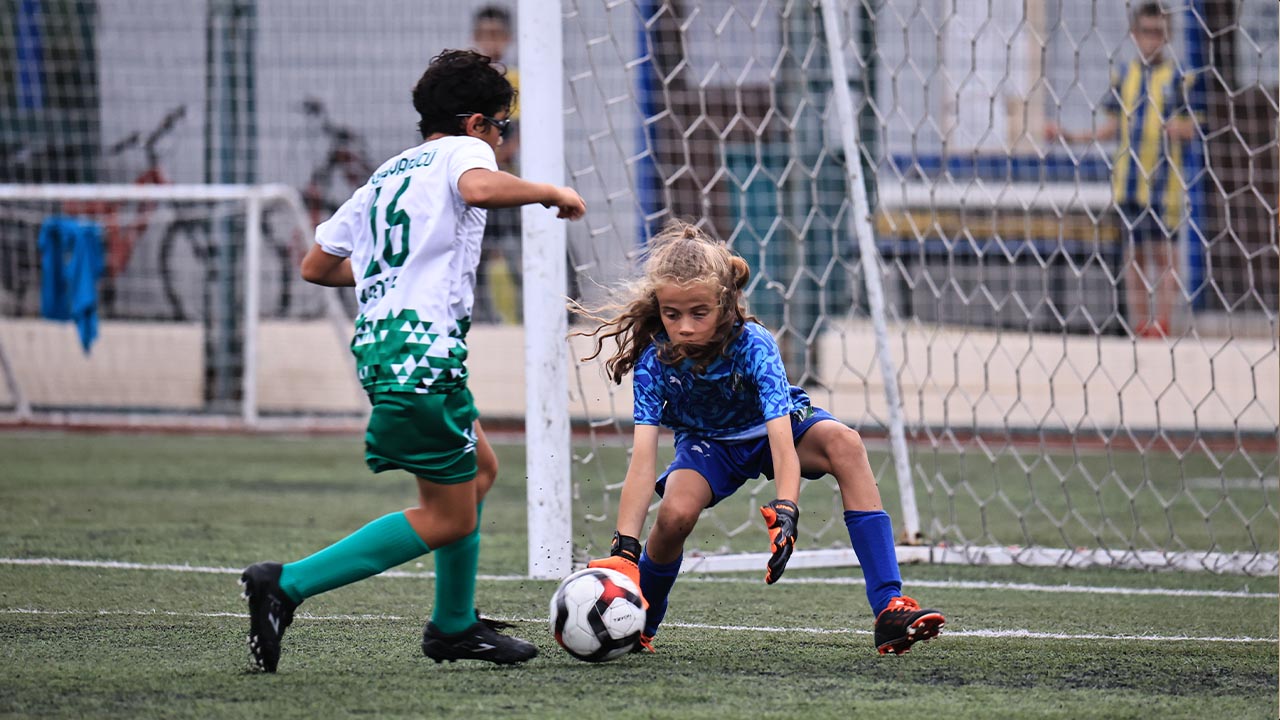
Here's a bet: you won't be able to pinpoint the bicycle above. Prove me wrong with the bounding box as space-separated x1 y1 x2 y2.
288 97 375 319
299 97 375 227
0 109 189 318
51 104 273 323
155 128 301 321
159 98 373 322
67 105 187 318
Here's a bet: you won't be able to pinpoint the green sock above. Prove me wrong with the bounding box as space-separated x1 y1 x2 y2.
430 501 483 634
279 511 430 603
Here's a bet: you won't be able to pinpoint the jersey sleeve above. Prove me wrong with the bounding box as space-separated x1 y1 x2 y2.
448 137 499 194
743 324 794 421
314 184 373 258
631 348 664 426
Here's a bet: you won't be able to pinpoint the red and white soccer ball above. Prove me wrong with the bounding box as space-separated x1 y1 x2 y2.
549 567 646 662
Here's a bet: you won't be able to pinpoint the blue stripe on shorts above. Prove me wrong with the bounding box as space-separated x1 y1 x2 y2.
654 406 839 507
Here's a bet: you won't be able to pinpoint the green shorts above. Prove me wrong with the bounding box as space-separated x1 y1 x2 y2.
364 389 479 484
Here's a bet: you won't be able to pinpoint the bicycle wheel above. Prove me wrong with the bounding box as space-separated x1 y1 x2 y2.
158 220 214 321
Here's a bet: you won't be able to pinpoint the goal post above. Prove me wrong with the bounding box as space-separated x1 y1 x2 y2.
0 182 361 430
818 0 919 543
519 0 575 580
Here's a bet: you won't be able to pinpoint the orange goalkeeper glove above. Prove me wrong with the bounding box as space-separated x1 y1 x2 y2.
587 531 648 609
759 499 799 584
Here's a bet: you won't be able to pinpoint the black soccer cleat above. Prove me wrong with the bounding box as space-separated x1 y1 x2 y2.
874 596 945 655
240 561 299 673
421 617 538 665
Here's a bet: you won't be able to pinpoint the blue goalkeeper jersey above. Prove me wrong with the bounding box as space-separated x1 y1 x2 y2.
632 321 811 444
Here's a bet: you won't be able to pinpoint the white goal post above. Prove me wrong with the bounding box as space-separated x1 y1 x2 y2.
518 1 575 580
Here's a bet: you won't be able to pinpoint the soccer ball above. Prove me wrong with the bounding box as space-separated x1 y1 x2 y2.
549 567 646 662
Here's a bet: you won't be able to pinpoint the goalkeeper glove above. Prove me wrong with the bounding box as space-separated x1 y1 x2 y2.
587 531 648 608
759 499 799 584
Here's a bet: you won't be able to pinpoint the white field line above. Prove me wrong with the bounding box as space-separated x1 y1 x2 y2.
1 607 1272 645
695 575 1279 599
2 556 1274 600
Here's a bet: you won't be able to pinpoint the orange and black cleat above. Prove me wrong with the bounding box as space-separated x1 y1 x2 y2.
632 633 656 654
874 596 944 655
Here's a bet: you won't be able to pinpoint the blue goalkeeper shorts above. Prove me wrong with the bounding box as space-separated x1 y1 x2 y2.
654 406 839 507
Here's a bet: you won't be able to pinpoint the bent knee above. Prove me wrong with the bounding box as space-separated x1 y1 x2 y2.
846 427 867 454
436 517 478 546
829 425 867 461
652 504 701 542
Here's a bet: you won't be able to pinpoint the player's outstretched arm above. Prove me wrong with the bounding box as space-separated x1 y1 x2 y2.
765 415 800 504
457 168 585 219
300 244 355 287
614 424 660 539
760 415 800 584
587 424 659 598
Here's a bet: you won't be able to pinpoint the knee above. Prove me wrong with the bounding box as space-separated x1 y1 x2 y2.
438 517 477 546
826 427 876 489
652 503 700 545
436 507 479 546
832 426 868 463
404 502 477 549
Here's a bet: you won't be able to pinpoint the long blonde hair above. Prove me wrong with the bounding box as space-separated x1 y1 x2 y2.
573 220 754 384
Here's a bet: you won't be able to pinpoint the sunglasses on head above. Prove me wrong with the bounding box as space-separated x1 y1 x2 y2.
456 113 512 138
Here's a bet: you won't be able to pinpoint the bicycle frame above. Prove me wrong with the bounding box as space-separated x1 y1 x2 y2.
63 105 185 280
300 98 373 228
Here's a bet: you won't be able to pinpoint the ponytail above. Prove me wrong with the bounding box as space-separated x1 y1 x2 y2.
729 256 750 290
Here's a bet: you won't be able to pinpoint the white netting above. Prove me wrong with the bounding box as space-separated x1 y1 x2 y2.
558 0 1278 575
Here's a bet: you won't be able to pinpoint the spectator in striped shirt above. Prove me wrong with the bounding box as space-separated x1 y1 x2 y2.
1047 1 1197 338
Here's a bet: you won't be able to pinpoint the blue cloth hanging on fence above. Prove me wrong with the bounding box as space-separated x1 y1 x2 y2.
39 215 104 354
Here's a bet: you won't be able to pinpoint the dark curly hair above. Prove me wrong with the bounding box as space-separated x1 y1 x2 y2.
412 49 515 139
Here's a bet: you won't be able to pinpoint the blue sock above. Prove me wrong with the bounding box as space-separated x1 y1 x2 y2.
638 549 682 637
844 509 903 617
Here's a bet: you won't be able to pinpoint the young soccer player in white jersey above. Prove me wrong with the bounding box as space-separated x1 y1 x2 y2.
239 49 585 672
576 221 943 656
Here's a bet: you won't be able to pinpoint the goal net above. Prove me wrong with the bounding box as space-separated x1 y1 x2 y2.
0 0 1274 578
545 0 1279 578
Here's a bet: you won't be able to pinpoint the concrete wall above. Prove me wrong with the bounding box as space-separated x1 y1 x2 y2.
3 317 1274 436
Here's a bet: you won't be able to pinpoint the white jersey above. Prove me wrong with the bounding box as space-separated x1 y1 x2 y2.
315 135 497 394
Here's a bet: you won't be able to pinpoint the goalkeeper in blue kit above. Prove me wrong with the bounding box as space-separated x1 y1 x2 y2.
575 220 944 655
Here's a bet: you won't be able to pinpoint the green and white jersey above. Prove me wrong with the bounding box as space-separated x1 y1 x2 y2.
315 135 497 395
